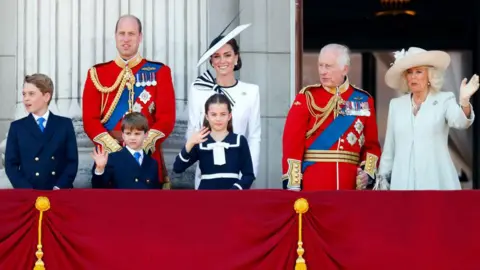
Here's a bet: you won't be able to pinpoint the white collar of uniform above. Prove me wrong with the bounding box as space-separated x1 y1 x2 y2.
125 145 143 158
32 110 50 122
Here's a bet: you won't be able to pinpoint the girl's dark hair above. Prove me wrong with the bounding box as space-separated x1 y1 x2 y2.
202 94 233 133
209 37 242 71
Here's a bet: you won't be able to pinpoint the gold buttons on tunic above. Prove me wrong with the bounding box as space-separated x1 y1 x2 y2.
35 172 39 176
146 179 150 184
35 157 39 161
51 156 55 160
51 171 56 176
135 178 139 182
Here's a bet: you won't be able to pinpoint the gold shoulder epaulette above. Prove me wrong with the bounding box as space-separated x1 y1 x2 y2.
351 84 372 98
299 84 321 94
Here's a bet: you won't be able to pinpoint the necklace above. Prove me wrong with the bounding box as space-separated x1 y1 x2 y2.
412 99 424 116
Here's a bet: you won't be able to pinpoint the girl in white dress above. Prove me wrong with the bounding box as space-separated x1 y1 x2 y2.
377 47 479 190
187 23 261 189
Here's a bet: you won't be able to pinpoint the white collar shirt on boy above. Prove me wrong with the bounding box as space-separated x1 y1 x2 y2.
126 146 144 165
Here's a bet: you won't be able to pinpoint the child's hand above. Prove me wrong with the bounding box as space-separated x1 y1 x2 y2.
186 127 210 152
91 146 108 170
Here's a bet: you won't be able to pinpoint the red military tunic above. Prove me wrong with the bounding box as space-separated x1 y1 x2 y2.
282 78 381 190
82 55 176 185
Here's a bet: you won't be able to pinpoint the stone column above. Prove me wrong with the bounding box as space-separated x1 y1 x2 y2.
239 0 294 189
0 0 208 188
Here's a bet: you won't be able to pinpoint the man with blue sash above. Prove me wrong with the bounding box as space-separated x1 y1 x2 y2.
82 15 176 188
282 44 381 191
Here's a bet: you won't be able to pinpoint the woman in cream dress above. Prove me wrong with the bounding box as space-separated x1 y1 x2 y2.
186 24 261 189
378 47 479 190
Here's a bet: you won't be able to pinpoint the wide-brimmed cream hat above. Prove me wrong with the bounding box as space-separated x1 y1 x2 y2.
384 47 451 90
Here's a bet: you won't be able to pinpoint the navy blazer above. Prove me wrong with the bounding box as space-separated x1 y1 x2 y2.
92 148 160 189
5 113 79 190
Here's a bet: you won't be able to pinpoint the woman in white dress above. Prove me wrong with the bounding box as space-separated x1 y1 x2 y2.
186 23 261 189
377 47 479 190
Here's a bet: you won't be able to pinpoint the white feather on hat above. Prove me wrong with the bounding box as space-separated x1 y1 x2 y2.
384 47 451 90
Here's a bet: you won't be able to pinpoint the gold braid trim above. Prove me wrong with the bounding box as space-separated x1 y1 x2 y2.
34 196 50 270
93 132 122 153
90 67 125 94
305 91 340 139
286 159 302 189
362 153 379 178
143 129 166 154
89 61 137 122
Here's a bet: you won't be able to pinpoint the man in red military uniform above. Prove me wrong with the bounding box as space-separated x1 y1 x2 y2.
82 15 175 188
282 43 381 191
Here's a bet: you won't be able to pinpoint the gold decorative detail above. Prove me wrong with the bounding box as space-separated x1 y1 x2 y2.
286 159 302 189
363 153 379 178
323 77 350 95
114 54 143 69
294 198 309 270
93 132 122 153
294 101 301 106
303 150 360 165
143 129 166 154
34 196 50 270
141 66 156 71
375 0 416 17
90 56 141 120
304 89 345 139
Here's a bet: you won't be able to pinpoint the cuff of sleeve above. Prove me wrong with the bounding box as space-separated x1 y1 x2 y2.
94 168 105 175
232 183 243 190
179 147 191 162
360 153 379 179
285 159 302 189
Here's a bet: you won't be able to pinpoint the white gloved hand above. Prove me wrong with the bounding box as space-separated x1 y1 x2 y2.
459 74 480 107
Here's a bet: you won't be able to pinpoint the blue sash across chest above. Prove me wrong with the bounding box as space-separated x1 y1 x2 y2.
302 89 368 172
104 61 163 131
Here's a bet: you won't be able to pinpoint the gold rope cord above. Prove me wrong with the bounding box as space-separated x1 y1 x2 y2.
304 91 345 139
294 198 309 270
33 196 50 270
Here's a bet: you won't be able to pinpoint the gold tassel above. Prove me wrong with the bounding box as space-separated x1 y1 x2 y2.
294 198 309 270
33 196 50 270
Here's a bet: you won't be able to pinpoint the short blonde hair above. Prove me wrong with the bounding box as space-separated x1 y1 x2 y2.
398 66 445 93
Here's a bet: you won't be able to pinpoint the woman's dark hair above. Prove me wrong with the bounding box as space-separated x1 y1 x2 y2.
209 36 242 71
202 94 233 133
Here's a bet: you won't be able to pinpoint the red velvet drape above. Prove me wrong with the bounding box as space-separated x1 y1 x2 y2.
0 190 479 270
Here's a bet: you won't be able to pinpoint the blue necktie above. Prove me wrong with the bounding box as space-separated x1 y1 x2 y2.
37 117 45 132
133 152 141 165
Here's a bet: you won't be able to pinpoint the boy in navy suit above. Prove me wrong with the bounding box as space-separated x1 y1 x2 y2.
91 112 161 189
5 73 79 190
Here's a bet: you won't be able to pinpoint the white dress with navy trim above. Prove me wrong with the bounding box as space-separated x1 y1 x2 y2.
173 133 255 190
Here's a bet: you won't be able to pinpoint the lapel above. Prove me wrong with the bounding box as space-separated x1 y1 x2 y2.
121 147 142 170
42 112 58 145
140 151 152 172
24 114 44 139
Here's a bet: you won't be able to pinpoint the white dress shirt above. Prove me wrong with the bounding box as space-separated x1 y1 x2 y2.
32 110 50 128
126 146 144 165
